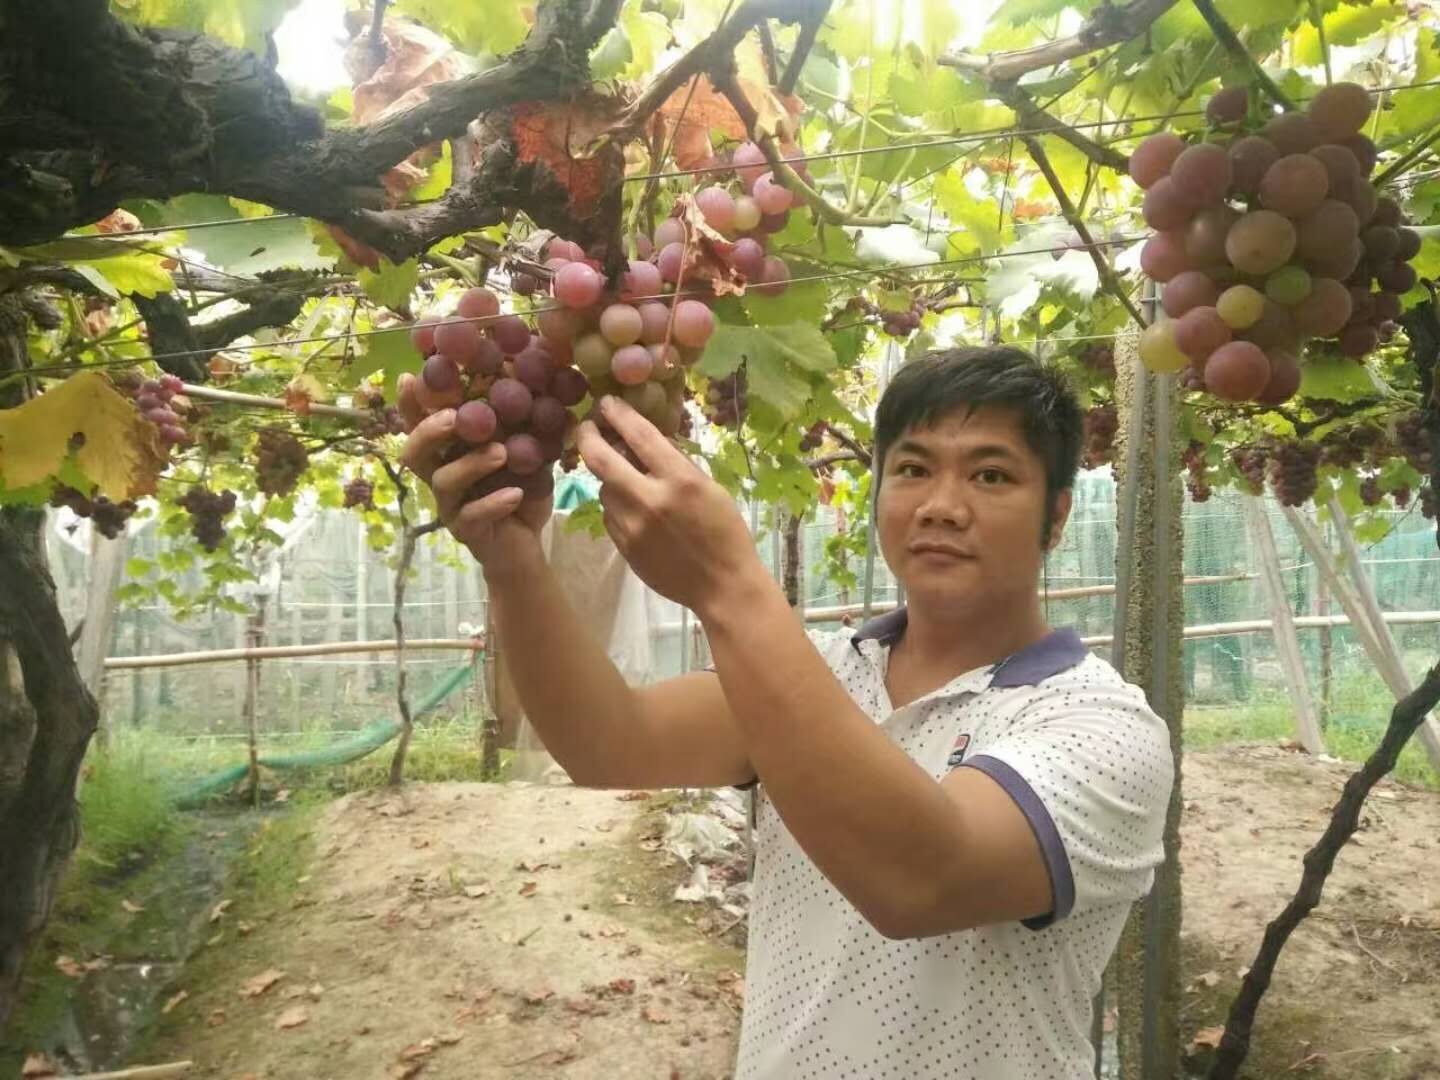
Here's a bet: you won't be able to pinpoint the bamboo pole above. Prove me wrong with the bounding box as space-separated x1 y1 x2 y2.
179 381 370 422
77 530 128 746
104 638 484 668
67 1062 193 1080
1326 498 1440 769
1245 498 1324 754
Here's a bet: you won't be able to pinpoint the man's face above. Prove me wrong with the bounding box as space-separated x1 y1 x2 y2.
875 404 1071 614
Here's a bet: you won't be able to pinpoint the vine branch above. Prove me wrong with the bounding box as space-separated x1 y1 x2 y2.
1019 133 1147 329
778 3 829 96
939 0 1179 82
1190 0 1296 110
993 84 1130 175
1205 658 1440 1079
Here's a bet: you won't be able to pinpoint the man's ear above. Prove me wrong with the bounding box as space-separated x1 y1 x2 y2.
1045 487 1074 551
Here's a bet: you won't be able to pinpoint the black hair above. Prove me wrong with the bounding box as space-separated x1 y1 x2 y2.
872 345 1083 545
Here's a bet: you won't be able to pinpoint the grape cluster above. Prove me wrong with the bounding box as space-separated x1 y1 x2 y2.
1319 423 1383 468
255 430 309 497
1229 446 1269 496
1132 83 1421 404
115 372 191 452
1359 474 1383 507
799 421 827 452
49 486 137 538
1395 410 1433 473
1267 441 1322 506
409 284 590 498
1081 403 1118 469
1181 441 1212 502
343 477 375 511
1079 343 1116 376
178 487 236 551
704 370 748 428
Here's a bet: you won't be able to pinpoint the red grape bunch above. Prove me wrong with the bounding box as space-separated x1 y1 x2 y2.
116 371 192 453
703 369 748 428
1130 83 1422 405
343 477 375 511
1078 342 1116 376
1081 403 1118 469
1229 446 1270 496
48 485 137 538
409 281 596 500
255 429 310 497
178 487 237 551
1181 441 1212 502
1267 441 1323 507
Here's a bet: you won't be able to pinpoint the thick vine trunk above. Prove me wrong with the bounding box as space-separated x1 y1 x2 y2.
0 297 100 1030
1110 331 1185 1080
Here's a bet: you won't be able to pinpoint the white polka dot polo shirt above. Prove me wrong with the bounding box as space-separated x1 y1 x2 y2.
732 607 1174 1080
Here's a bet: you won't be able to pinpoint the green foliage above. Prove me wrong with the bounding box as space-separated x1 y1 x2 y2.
112 0 300 53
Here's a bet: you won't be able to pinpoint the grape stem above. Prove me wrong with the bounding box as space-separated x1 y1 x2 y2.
1018 132 1147 329
710 68 903 228
990 84 1130 175
1189 0 1297 111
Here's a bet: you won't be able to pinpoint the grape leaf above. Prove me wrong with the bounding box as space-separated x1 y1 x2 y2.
349 328 420 394
116 0 300 52
393 0 529 56
742 278 827 326
620 6 669 80
73 254 175 298
1299 356 1386 403
0 371 165 499
697 323 836 420
359 258 420 310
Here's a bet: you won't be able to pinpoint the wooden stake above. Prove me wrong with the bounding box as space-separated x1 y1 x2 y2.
1245 498 1324 754
67 1061 194 1079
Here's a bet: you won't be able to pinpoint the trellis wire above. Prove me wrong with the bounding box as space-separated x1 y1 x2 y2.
20 235 1148 377
54 77 1440 243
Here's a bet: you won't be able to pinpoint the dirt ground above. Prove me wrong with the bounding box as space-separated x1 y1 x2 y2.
115 745 1440 1080
140 783 750 1080
1177 745 1440 1079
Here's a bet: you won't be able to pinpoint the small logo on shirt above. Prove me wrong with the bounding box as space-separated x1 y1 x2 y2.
946 733 971 769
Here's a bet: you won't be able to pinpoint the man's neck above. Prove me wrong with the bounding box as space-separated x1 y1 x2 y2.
885 598 1052 707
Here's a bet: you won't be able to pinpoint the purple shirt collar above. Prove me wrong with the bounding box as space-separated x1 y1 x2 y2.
850 607 1086 687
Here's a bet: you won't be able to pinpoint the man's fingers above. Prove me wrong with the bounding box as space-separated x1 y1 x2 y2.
432 443 509 521
413 375 461 414
451 485 525 534
397 373 425 432
575 418 648 489
598 395 685 476
399 408 457 480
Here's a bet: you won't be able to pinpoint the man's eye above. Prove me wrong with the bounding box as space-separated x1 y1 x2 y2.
897 463 926 478
976 468 1010 484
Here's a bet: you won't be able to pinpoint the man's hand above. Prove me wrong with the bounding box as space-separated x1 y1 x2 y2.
575 395 768 614
397 372 550 576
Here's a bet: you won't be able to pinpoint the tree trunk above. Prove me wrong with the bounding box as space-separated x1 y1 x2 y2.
0 297 100 1030
1110 330 1185 1080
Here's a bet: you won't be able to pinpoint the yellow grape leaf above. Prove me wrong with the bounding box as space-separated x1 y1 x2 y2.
0 371 164 500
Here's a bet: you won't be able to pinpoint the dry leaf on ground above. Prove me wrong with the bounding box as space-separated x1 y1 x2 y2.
275 1005 310 1030
239 968 285 998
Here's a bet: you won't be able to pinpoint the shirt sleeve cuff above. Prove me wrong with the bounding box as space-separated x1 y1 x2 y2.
962 753 1076 930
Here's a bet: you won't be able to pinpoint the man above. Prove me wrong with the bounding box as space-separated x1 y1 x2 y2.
399 345 1174 1080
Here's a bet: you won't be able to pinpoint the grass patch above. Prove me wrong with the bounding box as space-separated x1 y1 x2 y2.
1185 697 1439 793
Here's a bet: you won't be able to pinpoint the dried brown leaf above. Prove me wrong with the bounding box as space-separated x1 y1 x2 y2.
239 968 285 998
209 899 233 923
1188 1025 1225 1052
161 990 189 1014
275 1005 309 1030
121 898 145 914
20 1052 58 1077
